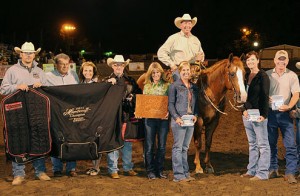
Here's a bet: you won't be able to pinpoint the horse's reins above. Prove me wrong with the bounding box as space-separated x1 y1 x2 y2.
198 71 228 115
198 60 245 115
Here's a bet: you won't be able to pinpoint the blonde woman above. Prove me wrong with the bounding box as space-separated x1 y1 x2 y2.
168 61 199 182
143 62 170 179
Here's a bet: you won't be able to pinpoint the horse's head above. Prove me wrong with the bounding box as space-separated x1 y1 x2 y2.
164 69 174 83
225 54 247 103
190 64 202 84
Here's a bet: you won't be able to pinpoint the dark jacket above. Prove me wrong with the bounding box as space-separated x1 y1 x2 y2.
103 73 142 121
244 70 270 118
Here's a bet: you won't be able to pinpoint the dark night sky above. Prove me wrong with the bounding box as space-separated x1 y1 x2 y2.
1 0 300 58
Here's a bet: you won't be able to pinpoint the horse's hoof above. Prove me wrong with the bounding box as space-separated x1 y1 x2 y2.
195 169 204 174
205 168 215 174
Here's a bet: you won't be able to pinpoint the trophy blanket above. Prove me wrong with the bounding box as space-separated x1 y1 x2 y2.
39 82 125 161
1 88 51 163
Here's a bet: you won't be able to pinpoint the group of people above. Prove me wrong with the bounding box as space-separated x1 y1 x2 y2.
241 49 300 184
1 12 300 186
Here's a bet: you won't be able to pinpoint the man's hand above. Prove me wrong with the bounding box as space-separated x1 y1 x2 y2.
195 52 205 62
107 78 117 85
17 84 29 91
279 105 291 112
33 82 42 88
290 110 297 118
170 64 177 72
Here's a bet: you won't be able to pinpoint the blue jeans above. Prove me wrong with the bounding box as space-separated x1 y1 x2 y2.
296 118 300 169
107 141 134 174
171 118 194 181
12 158 46 177
267 110 298 175
144 118 169 174
243 116 270 179
51 157 76 173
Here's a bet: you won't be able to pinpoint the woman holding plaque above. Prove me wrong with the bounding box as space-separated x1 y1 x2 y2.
168 61 198 182
241 51 270 181
143 62 170 179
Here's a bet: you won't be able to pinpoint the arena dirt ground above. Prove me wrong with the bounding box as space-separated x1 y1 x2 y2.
0 91 299 195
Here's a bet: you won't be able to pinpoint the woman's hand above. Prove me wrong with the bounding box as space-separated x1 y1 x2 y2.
243 110 249 118
256 116 265 122
175 117 183 126
162 112 169 120
193 115 197 123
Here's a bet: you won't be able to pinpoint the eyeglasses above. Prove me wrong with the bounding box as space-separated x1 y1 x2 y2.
21 52 34 55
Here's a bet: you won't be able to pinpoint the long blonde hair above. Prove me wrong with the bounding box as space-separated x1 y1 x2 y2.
144 62 167 84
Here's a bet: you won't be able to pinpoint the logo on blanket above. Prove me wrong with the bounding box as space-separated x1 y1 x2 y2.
63 107 91 122
5 102 23 111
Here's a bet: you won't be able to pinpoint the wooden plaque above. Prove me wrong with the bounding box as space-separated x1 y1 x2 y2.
135 94 168 119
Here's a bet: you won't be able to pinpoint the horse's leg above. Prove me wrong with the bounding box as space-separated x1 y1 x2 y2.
204 118 220 174
194 117 204 173
204 100 225 174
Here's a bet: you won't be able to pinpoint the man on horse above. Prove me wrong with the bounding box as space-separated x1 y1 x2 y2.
157 13 205 81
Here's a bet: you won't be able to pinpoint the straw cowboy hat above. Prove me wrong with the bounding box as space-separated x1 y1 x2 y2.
14 42 41 54
174 14 197 29
107 55 130 67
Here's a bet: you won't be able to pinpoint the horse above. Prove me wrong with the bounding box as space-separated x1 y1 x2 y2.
193 54 247 174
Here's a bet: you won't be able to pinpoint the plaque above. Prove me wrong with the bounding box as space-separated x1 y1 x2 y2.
271 95 284 110
135 94 168 119
247 109 260 122
181 115 195 127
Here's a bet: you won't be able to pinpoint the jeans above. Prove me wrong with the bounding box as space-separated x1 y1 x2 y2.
243 116 270 179
144 118 169 174
107 141 134 174
296 118 300 169
171 118 194 181
267 110 298 175
12 158 46 177
51 157 76 173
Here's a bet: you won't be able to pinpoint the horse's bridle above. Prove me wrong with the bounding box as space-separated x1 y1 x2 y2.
226 63 245 111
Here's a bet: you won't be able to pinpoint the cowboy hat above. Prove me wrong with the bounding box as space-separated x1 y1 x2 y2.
14 42 41 54
174 14 197 29
107 55 130 67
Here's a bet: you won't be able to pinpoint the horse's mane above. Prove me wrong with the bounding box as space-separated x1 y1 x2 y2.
201 56 244 82
201 59 228 83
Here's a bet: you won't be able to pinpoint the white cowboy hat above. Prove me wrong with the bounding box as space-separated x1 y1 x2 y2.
107 55 130 67
174 14 197 29
14 42 41 54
